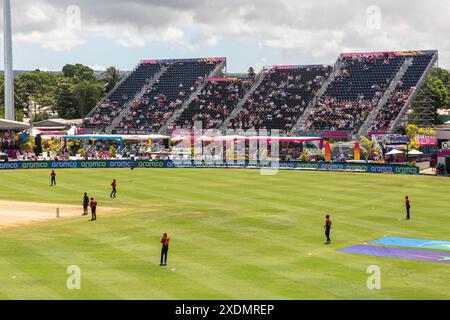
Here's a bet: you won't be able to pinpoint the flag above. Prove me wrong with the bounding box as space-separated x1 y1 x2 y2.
354 142 360 161
324 141 331 161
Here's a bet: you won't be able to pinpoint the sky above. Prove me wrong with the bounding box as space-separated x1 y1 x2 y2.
1 0 449 73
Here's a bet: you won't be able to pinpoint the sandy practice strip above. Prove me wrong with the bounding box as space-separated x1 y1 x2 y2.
0 200 114 229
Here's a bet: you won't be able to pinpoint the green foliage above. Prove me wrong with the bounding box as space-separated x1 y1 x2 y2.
411 67 450 124
102 67 122 94
406 124 436 138
62 64 96 82
359 136 373 160
56 64 104 119
299 152 309 161
109 145 117 158
408 139 420 151
0 64 116 121
406 124 419 138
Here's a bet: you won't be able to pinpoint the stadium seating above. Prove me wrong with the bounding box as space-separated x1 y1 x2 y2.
116 60 219 133
82 63 162 131
304 53 404 134
172 78 252 130
369 53 434 132
81 52 435 137
227 65 331 132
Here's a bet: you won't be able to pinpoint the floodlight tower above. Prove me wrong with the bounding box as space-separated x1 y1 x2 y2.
3 0 14 120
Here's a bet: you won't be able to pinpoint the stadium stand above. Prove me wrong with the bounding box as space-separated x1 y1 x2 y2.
368 52 436 133
81 51 436 137
226 65 331 132
304 53 405 134
172 78 253 130
115 59 222 133
82 63 162 131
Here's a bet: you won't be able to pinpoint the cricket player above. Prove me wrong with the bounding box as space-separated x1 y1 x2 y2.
324 214 332 244
160 233 170 266
90 197 97 221
405 196 411 220
110 179 117 198
50 170 56 186
83 193 89 215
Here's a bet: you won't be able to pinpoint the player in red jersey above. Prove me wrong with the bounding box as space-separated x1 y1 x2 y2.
405 196 411 220
89 197 97 221
160 233 170 266
324 215 332 244
50 170 56 186
110 179 117 198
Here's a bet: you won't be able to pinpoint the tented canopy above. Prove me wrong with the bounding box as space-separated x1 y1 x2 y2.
0 119 30 130
386 149 404 155
41 134 170 141
196 135 322 143
408 149 423 155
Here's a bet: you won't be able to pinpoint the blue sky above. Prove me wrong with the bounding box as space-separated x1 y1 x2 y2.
2 0 449 72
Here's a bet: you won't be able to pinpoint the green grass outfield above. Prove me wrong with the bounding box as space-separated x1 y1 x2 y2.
0 168 449 299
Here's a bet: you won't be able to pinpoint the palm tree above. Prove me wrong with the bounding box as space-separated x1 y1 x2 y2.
103 66 122 94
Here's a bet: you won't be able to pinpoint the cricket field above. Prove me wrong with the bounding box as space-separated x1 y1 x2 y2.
0 168 449 299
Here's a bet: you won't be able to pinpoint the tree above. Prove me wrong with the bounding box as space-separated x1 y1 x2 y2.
103 67 122 94
55 79 77 119
62 64 96 83
71 80 103 117
55 79 102 119
411 67 450 124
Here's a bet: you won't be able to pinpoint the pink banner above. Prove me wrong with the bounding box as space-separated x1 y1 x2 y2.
272 64 324 70
438 150 450 157
340 50 434 58
141 60 159 64
208 77 239 82
415 135 438 146
298 131 350 138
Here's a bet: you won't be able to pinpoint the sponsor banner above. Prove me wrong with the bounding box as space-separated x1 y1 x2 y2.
371 133 409 145
272 64 325 70
0 160 419 174
141 57 225 65
297 130 350 138
415 135 438 146
340 50 435 58
207 77 240 82
141 60 159 64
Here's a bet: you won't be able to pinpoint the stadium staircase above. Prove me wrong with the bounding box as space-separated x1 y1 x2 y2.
106 65 169 133
158 59 226 134
389 50 438 133
84 70 132 119
358 58 414 137
290 58 344 134
219 69 265 132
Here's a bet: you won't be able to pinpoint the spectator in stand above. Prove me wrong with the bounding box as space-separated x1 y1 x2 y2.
228 66 331 132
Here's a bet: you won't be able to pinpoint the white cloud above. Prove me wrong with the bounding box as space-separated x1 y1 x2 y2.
14 29 85 51
88 64 107 71
3 0 450 68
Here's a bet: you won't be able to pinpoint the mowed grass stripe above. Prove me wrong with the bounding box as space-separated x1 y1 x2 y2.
0 168 449 299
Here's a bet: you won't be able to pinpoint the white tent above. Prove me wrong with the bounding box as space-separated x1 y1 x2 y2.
386 149 404 155
408 149 423 155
